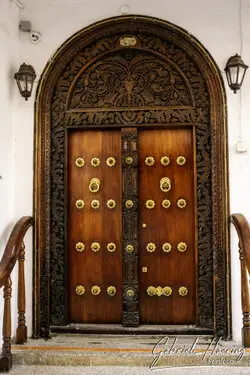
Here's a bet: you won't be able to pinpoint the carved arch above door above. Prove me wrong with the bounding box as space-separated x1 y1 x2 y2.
34 15 230 338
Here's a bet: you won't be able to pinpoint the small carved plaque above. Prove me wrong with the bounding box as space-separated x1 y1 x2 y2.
120 36 137 47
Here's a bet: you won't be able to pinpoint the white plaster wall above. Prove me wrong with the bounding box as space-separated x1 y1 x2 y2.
1 0 250 343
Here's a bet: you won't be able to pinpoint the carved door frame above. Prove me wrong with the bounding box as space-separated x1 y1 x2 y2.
33 15 231 339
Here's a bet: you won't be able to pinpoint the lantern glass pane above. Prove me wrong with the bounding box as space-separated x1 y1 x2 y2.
229 66 238 85
238 66 246 85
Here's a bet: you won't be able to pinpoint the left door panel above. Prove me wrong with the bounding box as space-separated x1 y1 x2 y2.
67 130 122 323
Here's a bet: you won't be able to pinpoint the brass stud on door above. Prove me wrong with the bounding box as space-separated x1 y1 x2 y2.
75 157 85 167
177 198 187 208
145 156 155 166
91 242 100 252
75 285 85 296
147 286 156 296
106 157 116 167
146 242 156 253
162 286 172 296
107 199 116 209
91 200 100 209
91 157 100 167
75 242 85 252
91 285 101 295
162 243 172 253
125 200 134 209
162 199 171 209
176 156 186 166
125 156 133 165
177 242 187 252
75 199 85 209
160 156 170 166
126 244 134 253
107 286 116 296
107 243 116 252
145 200 155 209
178 286 188 296
126 289 135 297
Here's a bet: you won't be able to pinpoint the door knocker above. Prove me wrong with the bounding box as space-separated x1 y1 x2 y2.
89 178 100 193
160 177 171 192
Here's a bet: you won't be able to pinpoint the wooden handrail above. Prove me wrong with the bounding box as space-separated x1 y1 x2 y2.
231 213 250 348
0 216 32 372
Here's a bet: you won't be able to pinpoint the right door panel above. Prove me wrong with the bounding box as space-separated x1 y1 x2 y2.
139 128 196 324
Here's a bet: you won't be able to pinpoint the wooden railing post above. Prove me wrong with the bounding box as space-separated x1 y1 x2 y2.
239 245 250 347
16 242 27 344
0 277 13 372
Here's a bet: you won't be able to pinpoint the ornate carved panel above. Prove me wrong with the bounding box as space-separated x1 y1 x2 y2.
34 16 230 339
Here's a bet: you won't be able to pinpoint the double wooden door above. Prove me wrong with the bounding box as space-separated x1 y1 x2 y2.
67 127 196 325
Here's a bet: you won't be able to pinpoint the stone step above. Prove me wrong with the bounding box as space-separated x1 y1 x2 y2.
11 334 250 368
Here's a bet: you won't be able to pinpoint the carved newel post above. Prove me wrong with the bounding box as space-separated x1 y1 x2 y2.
16 242 27 344
0 277 13 371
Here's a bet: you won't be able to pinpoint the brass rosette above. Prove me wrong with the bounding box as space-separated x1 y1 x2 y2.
126 289 135 297
126 244 134 253
75 199 85 209
125 200 134 209
91 157 100 167
178 286 188 296
75 157 85 167
89 178 100 193
161 156 170 166
162 199 171 209
177 198 187 208
91 285 101 295
75 285 85 296
91 199 100 209
107 243 116 252
147 286 156 296
107 286 116 296
106 157 116 167
176 156 186 166
162 286 172 296
107 199 116 209
145 156 155 166
91 242 100 252
177 242 187 252
162 243 172 253
125 156 133 165
146 242 156 253
145 200 155 209
75 242 85 252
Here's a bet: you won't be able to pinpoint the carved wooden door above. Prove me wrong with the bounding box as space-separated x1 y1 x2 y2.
67 127 196 325
68 130 123 323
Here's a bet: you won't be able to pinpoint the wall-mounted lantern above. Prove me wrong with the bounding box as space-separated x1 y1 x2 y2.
14 63 36 101
224 54 248 93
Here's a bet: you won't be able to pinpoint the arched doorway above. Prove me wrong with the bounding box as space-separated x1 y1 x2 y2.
33 15 230 339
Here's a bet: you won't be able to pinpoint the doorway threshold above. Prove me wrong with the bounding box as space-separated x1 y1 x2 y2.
50 324 213 336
